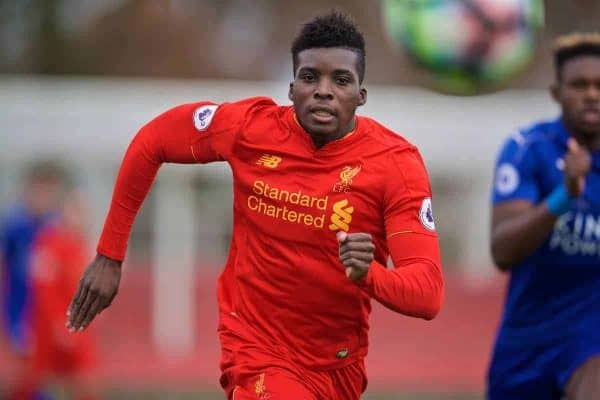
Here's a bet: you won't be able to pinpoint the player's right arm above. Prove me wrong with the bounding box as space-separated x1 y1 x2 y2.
490 136 590 270
66 99 269 331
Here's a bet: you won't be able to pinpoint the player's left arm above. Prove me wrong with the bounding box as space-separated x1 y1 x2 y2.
338 147 443 320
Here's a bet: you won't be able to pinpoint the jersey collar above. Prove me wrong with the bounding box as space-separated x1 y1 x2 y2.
285 107 364 155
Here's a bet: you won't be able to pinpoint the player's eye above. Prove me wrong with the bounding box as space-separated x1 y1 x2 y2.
335 76 351 85
569 80 588 90
300 73 316 82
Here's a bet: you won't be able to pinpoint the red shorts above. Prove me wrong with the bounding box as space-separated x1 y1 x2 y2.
219 325 367 400
225 361 366 400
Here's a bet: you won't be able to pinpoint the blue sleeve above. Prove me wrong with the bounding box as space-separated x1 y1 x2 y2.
491 133 540 205
0 216 8 260
0 212 19 266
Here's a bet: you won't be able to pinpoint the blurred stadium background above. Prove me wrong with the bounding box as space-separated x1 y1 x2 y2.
1 0 599 398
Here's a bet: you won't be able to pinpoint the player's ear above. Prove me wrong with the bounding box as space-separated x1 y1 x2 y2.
358 87 367 107
288 82 294 101
550 83 560 104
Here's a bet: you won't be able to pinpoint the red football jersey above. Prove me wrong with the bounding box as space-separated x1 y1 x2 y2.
31 223 95 373
98 97 443 371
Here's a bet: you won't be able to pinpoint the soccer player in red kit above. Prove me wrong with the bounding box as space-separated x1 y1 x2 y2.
29 190 97 399
67 11 444 399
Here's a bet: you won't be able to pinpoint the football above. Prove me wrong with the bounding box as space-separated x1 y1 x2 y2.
381 0 545 94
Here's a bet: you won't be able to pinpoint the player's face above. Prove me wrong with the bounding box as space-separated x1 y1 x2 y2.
25 179 61 217
553 55 600 136
289 48 366 145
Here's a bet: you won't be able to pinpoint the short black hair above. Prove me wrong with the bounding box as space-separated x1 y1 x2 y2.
554 32 600 80
291 11 366 83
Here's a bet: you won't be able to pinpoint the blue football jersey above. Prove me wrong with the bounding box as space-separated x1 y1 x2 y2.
491 118 600 341
0 202 49 351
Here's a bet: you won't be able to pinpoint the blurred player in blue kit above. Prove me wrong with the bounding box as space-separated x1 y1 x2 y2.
1 160 68 400
488 33 600 399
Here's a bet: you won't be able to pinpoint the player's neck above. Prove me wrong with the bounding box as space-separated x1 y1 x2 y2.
578 135 600 151
565 120 600 151
310 119 356 149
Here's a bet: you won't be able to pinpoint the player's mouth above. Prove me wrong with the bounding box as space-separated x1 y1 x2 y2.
582 106 600 124
309 106 336 124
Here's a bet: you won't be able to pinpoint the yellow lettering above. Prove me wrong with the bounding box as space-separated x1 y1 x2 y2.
289 191 300 204
248 181 342 230
316 196 328 211
299 195 310 207
314 215 324 228
287 210 297 222
268 187 279 200
279 189 290 203
258 197 268 214
303 213 313 225
252 181 265 196
247 195 259 210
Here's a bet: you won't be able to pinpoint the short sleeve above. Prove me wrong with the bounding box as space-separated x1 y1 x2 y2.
384 147 437 238
491 133 540 205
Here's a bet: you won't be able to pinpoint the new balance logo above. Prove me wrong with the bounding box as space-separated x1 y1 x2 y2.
329 199 354 232
257 154 282 168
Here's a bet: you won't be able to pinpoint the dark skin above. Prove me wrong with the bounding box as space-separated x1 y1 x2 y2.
66 254 121 331
289 47 367 148
565 355 600 400
490 55 600 270
490 55 600 399
67 47 375 332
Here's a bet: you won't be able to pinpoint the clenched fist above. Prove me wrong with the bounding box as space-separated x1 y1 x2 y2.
337 231 375 282
564 138 591 197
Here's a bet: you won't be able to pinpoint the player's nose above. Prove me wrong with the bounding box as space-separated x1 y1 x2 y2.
314 78 334 100
583 83 600 102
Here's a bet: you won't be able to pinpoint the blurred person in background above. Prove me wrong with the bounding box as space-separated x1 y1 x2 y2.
66 11 443 400
25 188 98 400
0 159 68 400
488 33 600 400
